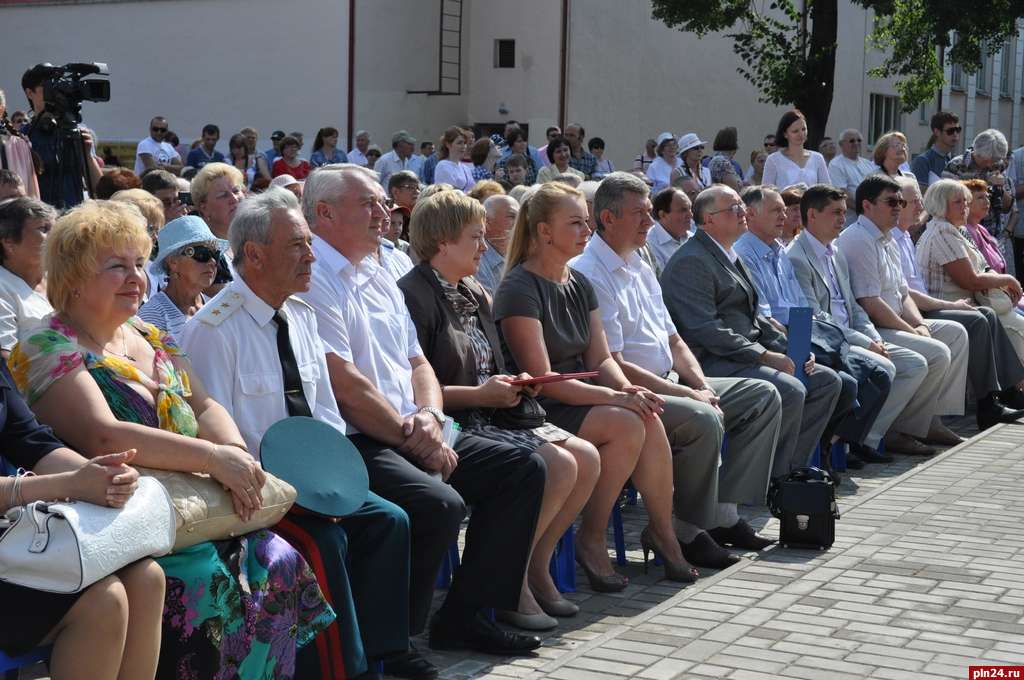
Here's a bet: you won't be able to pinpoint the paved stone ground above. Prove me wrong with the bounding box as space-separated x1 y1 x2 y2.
17 412 1009 680
414 413 1024 680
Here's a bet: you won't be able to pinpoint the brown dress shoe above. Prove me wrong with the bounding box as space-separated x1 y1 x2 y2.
882 432 937 456
921 421 965 447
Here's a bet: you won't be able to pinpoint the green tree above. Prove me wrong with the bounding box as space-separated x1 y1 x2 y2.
651 0 1024 145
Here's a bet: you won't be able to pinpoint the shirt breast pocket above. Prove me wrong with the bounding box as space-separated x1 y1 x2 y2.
239 371 282 398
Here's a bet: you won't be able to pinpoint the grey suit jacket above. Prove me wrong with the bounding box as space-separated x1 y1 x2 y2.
662 229 787 368
787 231 881 348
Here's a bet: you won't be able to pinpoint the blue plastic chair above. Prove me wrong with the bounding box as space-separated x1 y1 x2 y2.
548 525 576 593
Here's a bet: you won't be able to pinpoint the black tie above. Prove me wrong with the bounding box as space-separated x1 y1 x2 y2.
273 310 313 418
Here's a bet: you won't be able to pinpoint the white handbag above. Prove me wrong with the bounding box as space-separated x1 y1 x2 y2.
0 476 176 593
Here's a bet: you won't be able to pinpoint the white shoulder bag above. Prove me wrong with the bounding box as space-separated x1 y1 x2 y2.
0 476 176 593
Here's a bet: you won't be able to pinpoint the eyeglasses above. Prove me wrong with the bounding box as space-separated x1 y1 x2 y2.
943 126 962 135
151 126 168 133
707 202 746 217
180 245 220 263
878 197 908 208
845 137 863 143
395 183 420 191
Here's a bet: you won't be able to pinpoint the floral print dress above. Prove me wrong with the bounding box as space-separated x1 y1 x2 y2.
11 315 335 680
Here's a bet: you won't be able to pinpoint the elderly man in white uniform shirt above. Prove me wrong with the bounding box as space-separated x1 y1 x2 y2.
180 188 425 680
572 173 779 560
297 163 545 656
836 173 969 451
645 186 696 277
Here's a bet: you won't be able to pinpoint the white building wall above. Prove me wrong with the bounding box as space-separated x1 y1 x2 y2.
0 0 350 151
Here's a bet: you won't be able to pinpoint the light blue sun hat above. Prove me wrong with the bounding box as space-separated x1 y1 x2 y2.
152 215 229 273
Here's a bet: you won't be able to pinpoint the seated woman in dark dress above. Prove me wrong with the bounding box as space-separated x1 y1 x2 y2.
0 358 165 680
494 182 698 590
398 190 600 630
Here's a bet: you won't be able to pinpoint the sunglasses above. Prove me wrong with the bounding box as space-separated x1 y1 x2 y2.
151 126 168 133
180 244 220 263
879 197 908 208
943 126 962 135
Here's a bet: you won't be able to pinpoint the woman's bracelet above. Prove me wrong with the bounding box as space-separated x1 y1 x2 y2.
203 443 216 475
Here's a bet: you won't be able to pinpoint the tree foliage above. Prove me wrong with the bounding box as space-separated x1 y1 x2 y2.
651 0 1024 136
865 0 1024 111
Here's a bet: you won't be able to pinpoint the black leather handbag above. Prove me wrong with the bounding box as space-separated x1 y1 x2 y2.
489 395 547 430
767 467 839 550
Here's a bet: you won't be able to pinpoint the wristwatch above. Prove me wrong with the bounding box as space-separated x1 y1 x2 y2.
418 406 445 424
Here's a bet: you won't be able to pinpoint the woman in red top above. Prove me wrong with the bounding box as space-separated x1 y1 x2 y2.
271 135 311 180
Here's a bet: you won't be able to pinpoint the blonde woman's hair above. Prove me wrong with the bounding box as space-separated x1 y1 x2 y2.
190 162 244 210
504 182 583 274
873 131 908 167
409 190 487 262
46 200 151 312
110 188 165 230
922 178 971 220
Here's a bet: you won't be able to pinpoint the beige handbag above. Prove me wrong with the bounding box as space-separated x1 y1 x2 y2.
138 467 296 551
975 287 1014 315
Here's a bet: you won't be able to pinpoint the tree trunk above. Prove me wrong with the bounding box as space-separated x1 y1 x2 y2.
794 0 838 149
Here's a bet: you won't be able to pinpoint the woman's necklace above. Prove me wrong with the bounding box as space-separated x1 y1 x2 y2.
79 323 136 362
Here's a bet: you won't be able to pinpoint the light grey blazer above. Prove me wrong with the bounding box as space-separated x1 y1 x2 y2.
787 231 881 349
661 229 787 371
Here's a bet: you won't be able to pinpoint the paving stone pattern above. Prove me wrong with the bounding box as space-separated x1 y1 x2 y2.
419 416 1024 679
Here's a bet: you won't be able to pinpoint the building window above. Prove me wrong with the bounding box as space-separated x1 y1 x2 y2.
1001 39 1013 97
493 39 515 68
868 94 901 145
976 53 990 94
950 34 965 91
919 102 928 125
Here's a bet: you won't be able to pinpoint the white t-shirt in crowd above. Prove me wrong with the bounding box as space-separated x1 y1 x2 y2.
134 137 181 175
762 149 831 189
433 159 475 191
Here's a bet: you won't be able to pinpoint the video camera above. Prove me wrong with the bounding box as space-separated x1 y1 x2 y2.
35 62 110 131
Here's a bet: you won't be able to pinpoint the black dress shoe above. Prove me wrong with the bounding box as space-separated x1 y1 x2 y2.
977 394 1024 431
679 531 741 569
378 644 439 680
1000 387 1024 410
850 443 893 464
429 610 542 655
844 453 865 469
706 518 775 551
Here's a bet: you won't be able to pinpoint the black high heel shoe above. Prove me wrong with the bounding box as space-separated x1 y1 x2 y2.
640 527 699 583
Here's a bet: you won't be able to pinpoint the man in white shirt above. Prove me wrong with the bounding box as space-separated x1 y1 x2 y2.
373 131 424 188
837 174 969 451
134 116 183 176
827 129 877 225
348 129 371 167
298 164 544 655
572 173 778 559
181 188 430 680
646 186 695 277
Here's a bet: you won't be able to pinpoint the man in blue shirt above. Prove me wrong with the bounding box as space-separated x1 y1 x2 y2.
185 124 224 170
735 186 889 466
910 111 961 192
263 130 285 169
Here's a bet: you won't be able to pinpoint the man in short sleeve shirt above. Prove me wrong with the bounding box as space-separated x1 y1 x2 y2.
572 173 779 560
837 174 969 448
298 164 545 655
182 188 418 679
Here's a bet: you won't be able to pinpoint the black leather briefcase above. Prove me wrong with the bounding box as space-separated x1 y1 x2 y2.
767 467 839 550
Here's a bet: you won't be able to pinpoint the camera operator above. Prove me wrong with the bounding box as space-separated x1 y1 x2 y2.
21 64 102 210
943 128 1013 237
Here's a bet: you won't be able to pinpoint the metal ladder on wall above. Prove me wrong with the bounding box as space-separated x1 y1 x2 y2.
408 0 463 96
